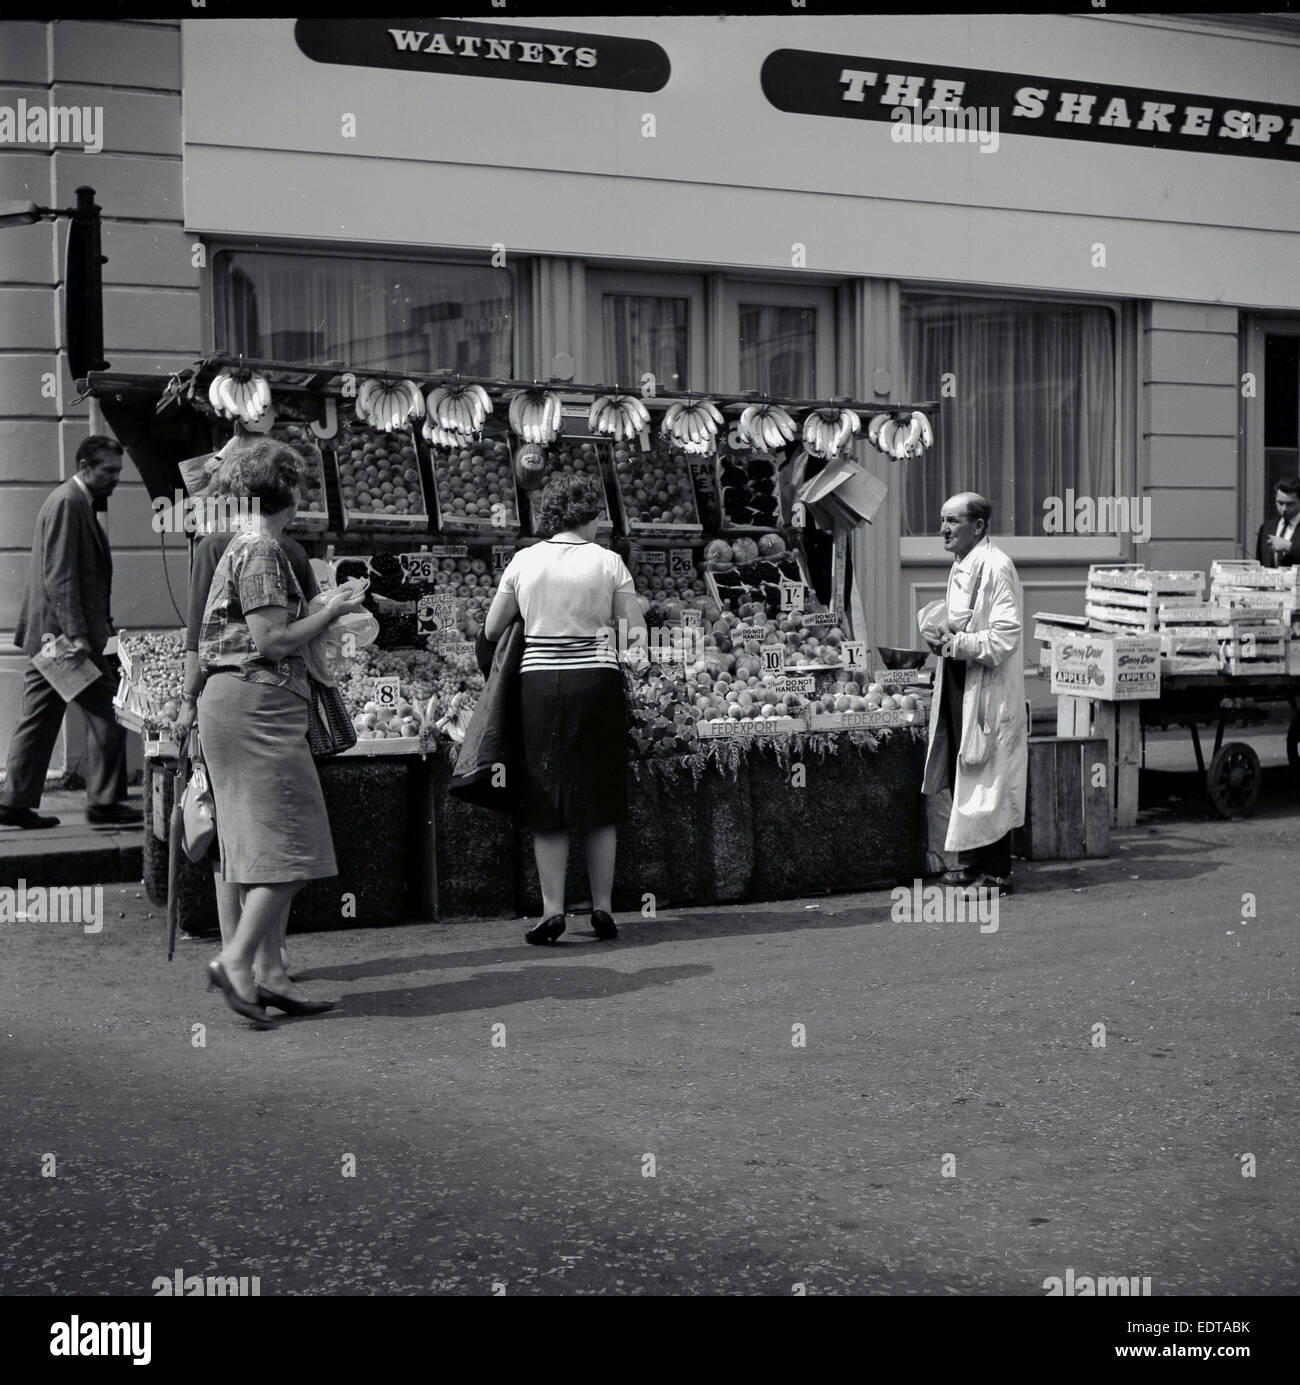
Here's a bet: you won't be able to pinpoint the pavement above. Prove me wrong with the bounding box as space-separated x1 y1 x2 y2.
1 765 1297 1300
0 789 145 888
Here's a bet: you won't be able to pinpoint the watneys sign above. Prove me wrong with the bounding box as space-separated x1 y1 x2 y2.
761 49 1300 162
295 19 670 92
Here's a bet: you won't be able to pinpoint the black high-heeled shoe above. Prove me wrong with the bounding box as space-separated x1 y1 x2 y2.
208 959 272 1024
256 986 335 1017
525 913 566 945
591 909 619 940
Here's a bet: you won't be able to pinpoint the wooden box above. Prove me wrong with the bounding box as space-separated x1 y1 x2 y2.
1019 735 1111 860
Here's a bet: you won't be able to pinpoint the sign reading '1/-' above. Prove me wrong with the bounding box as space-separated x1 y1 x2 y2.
295 19 670 93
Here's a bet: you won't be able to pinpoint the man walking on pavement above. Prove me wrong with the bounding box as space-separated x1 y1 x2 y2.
0 435 142 830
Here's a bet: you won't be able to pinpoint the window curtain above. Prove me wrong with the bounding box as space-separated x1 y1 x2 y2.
602 295 688 391
739 305 817 396
215 252 513 376
901 297 1115 537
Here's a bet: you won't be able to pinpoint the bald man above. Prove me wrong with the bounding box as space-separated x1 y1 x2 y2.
919 493 1028 893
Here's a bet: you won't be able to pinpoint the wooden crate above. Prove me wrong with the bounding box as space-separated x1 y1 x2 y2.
1054 697 1142 828
1019 736 1110 860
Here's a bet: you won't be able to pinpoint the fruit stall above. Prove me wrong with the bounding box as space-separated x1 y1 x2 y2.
91 355 940 928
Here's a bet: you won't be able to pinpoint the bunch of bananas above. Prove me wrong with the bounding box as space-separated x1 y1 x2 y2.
661 399 724 454
738 403 798 453
508 388 563 445
427 383 492 436
208 369 271 425
357 379 426 434
867 410 934 461
421 419 461 450
588 393 652 442
802 408 861 460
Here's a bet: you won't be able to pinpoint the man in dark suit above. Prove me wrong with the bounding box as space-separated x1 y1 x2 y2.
1255 477 1300 568
0 435 142 829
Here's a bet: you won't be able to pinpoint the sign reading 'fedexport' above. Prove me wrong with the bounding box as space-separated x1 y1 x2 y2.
761 49 1300 162
294 19 670 92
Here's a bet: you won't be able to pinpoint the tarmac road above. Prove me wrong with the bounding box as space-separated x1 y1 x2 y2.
1 780 1297 1298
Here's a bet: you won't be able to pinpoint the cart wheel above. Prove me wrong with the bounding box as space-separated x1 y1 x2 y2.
1287 714 1300 776
1206 742 1262 819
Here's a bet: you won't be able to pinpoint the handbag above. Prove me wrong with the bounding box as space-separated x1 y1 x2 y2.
306 675 357 758
180 727 218 863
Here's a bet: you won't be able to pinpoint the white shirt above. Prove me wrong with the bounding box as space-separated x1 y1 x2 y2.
499 537 635 670
946 537 991 634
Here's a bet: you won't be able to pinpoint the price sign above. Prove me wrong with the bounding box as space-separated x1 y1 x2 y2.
636 547 667 567
491 544 514 577
841 641 867 671
399 553 439 583
374 677 401 709
670 550 695 578
681 609 702 628
638 427 652 454
761 646 786 675
779 580 806 613
417 595 460 634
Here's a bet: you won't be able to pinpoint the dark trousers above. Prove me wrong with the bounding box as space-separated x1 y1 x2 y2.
941 656 1013 879
1 660 127 809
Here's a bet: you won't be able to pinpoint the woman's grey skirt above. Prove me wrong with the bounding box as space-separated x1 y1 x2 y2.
197 673 338 885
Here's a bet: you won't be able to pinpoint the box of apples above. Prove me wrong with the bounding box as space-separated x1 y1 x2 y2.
806 679 928 730
332 417 431 530
682 608 811 732
427 431 520 534
609 436 703 536
715 445 785 532
274 420 330 531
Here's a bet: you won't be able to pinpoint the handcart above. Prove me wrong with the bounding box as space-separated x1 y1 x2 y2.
1140 672 1300 818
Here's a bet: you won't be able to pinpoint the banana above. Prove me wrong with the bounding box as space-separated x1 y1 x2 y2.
208 373 227 417
877 418 896 455
219 373 242 421
357 378 381 425
867 413 886 448
915 410 933 448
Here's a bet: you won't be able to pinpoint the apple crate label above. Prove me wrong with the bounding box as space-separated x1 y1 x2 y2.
417 595 461 635
761 646 786 675
841 641 867 671
374 677 402 710
779 580 806 613
669 550 695 578
681 609 702 628
491 545 514 577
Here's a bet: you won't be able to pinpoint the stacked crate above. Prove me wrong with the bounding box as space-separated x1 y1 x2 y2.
1084 566 1205 634
1208 561 1294 675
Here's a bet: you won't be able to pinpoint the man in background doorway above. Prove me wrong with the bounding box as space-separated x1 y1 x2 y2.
1255 477 1300 567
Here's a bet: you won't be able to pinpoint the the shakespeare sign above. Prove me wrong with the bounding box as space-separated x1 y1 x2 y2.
761 49 1300 162
295 18 670 92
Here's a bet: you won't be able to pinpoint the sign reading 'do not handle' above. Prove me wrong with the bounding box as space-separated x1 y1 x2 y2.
295 20 670 93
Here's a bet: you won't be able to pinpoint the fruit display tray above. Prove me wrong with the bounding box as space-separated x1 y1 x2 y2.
705 550 815 621
715 446 785 532
332 418 432 530
272 418 330 531
609 434 704 537
524 426 613 535
340 736 425 757
426 429 520 536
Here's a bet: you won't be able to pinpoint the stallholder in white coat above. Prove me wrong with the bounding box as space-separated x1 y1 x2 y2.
918 492 1028 894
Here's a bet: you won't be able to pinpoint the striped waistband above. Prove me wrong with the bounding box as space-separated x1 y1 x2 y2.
520 634 618 671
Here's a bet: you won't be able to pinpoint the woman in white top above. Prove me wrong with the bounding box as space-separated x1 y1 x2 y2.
484 472 648 944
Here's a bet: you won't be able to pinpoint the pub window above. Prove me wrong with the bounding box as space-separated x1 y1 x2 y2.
900 294 1117 538
213 250 514 376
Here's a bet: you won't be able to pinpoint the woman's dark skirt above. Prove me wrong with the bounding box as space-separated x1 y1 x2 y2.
518 667 628 830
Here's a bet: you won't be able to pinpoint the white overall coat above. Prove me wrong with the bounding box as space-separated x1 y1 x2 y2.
921 539 1029 853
